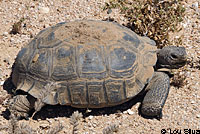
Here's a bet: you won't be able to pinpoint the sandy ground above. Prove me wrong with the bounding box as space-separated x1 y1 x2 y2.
0 0 199 134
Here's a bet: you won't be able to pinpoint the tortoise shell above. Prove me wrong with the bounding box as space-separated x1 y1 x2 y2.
12 20 157 108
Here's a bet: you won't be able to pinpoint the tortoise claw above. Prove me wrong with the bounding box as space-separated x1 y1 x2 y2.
8 95 32 119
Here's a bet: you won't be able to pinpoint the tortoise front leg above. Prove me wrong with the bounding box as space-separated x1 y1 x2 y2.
9 95 35 118
141 72 170 119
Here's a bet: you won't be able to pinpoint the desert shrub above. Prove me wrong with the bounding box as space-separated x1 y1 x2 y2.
104 0 185 48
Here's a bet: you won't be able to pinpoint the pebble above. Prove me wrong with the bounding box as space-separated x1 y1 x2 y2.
3 32 8 36
192 2 199 9
127 109 134 115
198 15 200 20
196 114 200 118
46 118 53 123
92 123 97 127
3 58 10 65
123 110 128 114
0 81 4 86
191 100 195 104
39 121 50 129
86 109 92 113
107 9 112 14
88 115 93 120
10 38 15 43
38 6 50 14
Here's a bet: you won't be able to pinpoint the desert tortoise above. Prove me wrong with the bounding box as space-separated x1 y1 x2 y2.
9 20 187 119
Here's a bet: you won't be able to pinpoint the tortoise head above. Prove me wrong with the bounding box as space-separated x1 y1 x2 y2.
156 46 187 69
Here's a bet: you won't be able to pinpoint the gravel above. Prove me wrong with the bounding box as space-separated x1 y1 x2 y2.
0 0 199 133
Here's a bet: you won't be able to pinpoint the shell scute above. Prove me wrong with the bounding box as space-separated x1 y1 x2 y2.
52 43 77 81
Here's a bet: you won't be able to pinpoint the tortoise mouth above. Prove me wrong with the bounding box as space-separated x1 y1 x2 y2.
173 61 187 68
168 58 187 69
157 60 187 69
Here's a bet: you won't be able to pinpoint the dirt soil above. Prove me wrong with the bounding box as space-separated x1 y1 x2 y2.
0 0 199 134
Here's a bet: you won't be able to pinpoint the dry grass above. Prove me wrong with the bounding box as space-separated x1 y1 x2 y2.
10 18 25 35
70 111 83 134
102 123 119 134
46 121 64 134
0 114 37 134
0 114 64 134
171 70 187 88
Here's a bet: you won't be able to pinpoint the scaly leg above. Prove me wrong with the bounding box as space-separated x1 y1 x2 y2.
141 72 170 119
8 95 35 118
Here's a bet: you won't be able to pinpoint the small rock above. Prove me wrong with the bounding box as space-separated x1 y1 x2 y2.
107 9 112 14
54 117 60 121
196 114 200 118
92 123 97 127
123 110 128 114
135 102 141 109
39 121 50 129
88 115 93 120
39 6 50 14
192 2 199 9
3 58 10 65
10 38 15 43
46 118 53 123
3 32 8 36
86 109 92 113
198 15 200 20
0 81 4 86
127 109 134 115
191 100 195 104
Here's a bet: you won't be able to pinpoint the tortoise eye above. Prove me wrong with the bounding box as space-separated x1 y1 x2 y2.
171 53 178 59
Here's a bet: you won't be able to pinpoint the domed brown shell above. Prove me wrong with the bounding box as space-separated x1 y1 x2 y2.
12 20 157 108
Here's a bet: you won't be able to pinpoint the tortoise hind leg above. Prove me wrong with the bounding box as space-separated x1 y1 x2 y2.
9 95 36 118
141 72 170 119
